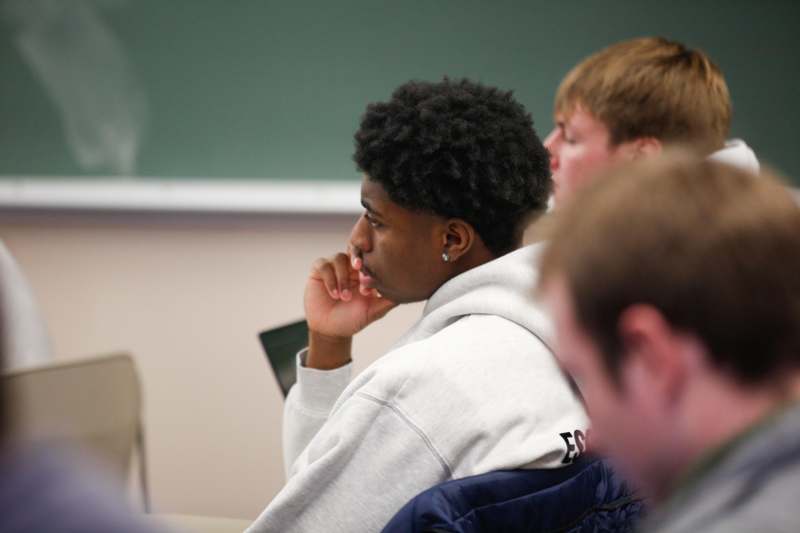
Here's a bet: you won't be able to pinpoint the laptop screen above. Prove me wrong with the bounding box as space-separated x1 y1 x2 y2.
258 319 308 397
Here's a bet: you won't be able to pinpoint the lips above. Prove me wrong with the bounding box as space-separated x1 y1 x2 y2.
359 265 376 288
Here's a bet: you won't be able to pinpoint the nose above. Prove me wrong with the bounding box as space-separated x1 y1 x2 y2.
348 214 372 257
543 129 560 172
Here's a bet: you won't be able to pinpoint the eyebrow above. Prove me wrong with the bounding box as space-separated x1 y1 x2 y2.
361 199 383 218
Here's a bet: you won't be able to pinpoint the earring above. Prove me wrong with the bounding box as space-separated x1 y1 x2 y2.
442 251 450 263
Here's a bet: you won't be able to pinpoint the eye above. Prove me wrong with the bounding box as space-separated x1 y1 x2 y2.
364 212 382 229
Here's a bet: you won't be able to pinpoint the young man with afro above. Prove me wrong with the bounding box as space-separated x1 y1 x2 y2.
247 79 588 533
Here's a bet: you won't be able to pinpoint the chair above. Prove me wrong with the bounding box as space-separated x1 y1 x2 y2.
3 352 150 510
382 455 644 533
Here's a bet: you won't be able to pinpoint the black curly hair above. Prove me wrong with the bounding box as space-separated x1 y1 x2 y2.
354 78 551 257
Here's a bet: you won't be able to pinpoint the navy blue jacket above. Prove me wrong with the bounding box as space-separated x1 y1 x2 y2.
382 455 644 533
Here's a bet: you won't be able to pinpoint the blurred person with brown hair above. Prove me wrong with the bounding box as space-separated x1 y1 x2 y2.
538 154 800 532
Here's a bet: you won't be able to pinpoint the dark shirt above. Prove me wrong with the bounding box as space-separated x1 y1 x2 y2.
0 445 166 533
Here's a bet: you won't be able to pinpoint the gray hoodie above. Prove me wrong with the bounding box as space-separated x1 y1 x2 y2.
247 244 588 533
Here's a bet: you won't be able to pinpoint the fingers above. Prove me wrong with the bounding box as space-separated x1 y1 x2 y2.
330 253 354 301
359 287 384 299
310 257 338 299
347 244 363 271
358 283 372 297
311 253 357 301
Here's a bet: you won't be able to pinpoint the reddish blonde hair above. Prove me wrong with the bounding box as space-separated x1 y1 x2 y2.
555 37 731 154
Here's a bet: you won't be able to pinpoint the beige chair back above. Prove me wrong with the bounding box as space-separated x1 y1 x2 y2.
3 352 149 509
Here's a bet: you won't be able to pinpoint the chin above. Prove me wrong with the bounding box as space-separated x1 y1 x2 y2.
380 291 406 304
374 287 406 304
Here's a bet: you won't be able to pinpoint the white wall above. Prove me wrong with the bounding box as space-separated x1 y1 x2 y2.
0 210 424 520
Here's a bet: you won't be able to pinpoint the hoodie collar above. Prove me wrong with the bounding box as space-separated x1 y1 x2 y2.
708 139 760 174
393 244 553 350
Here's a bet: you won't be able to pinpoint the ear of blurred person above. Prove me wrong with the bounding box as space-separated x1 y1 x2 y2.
538 153 800 533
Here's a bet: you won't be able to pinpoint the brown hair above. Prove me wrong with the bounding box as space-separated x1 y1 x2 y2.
539 153 800 385
554 37 731 154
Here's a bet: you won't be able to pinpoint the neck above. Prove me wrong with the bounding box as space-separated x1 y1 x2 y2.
451 243 502 278
661 370 800 500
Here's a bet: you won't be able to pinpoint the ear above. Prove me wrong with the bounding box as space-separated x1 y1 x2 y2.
617 304 687 407
616 137 663 161
634 137 662 158
441 218 475 262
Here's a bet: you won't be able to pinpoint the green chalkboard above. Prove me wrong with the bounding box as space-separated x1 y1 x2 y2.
1 0 798 183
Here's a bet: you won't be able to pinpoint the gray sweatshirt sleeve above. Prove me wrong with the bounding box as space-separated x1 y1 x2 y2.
282 348 353 475
249 391 451 533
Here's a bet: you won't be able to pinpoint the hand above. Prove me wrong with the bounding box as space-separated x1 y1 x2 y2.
303 252 397 369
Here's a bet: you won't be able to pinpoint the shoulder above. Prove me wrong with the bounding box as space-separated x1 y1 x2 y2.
648 433 800 533
353 314 550 395
338 313 570 431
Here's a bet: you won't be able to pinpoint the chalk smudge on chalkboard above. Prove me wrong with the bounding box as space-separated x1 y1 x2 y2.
3 0 148 175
